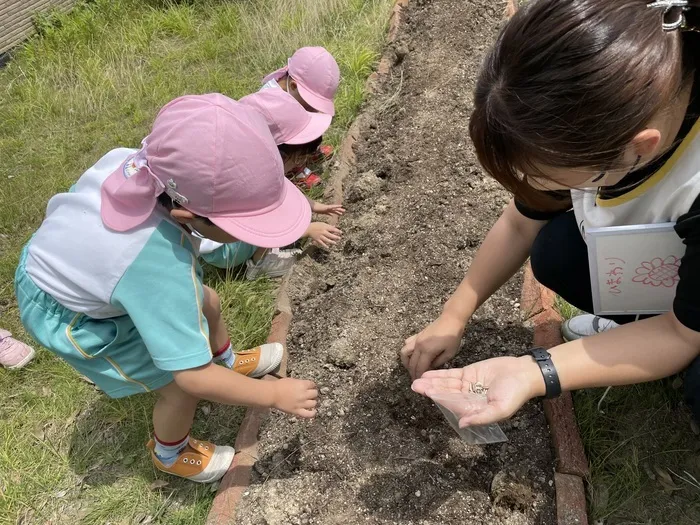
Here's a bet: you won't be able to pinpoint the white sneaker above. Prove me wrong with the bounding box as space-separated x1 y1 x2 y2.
233 343 284 378
561 314 619 341
245 249 301 280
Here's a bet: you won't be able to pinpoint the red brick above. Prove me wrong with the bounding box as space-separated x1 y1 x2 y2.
388 0 409 43
205 408 266 525
554 473 588 525
544 394 589 478
207 296 291 524
521 263 590 479
530 309 563 349
521 263 546 320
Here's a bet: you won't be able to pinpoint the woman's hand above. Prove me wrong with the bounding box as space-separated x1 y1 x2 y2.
400 314 467 380
311 202 346 217
411 356 545 426
306 222 342 249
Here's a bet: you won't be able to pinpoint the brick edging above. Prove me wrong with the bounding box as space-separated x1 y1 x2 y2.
505 5 590 522
520 264 590 525
205 2 409 523
206 280 292 525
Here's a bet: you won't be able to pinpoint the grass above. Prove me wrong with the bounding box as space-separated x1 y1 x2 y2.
0 0 393 522
554 298 700 524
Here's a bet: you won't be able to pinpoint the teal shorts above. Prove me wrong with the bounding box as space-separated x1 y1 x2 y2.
15 248 174 398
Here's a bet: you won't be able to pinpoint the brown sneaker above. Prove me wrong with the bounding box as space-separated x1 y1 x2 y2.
147 437 234 483
233 343 283 378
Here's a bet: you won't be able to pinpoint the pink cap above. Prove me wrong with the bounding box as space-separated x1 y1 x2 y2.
100 94 311 248
262 47 340 116
240 89 331 145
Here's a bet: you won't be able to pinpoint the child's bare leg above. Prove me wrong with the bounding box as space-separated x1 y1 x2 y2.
151 380 235 482
203 285 229 352
203 285 283 377
153 381 198 442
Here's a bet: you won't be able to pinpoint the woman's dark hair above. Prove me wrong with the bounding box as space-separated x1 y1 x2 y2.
278 136 323 157
469 0 700 209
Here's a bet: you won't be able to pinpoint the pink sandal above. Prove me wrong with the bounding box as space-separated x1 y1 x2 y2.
0 329 36 369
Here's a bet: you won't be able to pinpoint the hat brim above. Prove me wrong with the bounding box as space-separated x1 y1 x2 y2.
296 82 335 116
101 157 159 232
283 112 332 145
209 178 311 248
262 66 288 85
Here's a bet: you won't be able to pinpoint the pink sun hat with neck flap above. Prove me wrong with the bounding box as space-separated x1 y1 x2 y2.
100 93 311 248
240 89 332 145
262 46 340 116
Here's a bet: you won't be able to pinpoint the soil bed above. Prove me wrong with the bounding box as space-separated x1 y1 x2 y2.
235 1 556 523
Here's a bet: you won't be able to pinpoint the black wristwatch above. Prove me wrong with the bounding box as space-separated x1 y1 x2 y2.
530 347 561 399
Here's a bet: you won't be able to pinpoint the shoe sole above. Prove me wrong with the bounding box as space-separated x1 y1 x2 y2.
188 445 236 483
5 346 36 370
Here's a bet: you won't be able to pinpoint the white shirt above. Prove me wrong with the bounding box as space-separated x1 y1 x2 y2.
260 78 281 91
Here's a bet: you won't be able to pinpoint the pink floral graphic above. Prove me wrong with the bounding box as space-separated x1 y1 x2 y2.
632 256 680 288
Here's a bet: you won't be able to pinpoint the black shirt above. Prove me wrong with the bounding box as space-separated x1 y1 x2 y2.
515 67 700 331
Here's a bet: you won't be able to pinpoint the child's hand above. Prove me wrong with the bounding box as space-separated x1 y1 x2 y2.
311 202 346 217
272 378 318 418
306 222 342 249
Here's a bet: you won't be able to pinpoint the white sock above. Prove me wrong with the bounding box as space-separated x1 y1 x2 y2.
213 340 234 369
154 434 189 467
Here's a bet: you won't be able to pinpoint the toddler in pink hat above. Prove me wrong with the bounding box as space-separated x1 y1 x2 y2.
262 46 340 115
199 89 346 278
15 94 318 483
262 47 340 185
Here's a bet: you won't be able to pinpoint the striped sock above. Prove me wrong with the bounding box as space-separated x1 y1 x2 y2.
154 434 189 467
212 340 234 369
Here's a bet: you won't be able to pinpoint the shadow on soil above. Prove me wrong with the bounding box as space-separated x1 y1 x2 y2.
252 318 552 523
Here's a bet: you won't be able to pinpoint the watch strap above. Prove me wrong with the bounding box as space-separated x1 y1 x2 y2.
530 347 562 399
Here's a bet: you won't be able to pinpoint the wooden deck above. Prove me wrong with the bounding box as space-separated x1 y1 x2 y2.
0 0 75 55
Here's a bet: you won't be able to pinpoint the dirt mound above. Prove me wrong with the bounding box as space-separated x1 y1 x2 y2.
234 0 555 523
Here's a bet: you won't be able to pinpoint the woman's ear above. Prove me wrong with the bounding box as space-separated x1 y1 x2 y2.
170 208 197 224
289 79 298 92
631 128 662 160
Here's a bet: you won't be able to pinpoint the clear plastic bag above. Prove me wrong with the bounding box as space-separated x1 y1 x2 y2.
429 391 507 445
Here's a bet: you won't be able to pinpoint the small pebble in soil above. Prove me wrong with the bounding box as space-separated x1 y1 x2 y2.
415 490 421 497
320 387 330 395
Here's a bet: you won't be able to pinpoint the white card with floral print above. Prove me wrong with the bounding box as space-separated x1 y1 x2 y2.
586 222 686 315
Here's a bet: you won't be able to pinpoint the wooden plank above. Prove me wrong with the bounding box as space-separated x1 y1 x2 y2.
0 0 76 54
2 1 55 21
1 0 66 28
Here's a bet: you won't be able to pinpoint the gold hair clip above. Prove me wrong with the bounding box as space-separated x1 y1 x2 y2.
648 0 690 31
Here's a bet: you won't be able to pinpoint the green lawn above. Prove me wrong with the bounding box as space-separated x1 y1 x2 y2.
555 300 700 523
0 0 393 522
